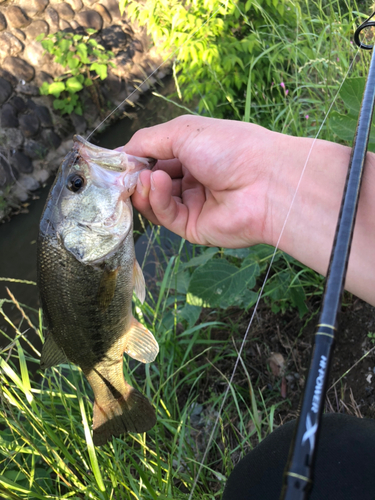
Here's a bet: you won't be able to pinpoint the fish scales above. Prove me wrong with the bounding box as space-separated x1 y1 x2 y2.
37 136 159 446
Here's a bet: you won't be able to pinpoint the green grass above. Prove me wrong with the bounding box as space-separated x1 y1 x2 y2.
0 238 278 500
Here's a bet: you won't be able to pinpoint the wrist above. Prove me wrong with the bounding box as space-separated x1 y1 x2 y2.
264 133 352 275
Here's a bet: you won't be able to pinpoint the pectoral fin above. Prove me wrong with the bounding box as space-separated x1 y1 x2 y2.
123 317 158 363
40 334 68 369
133 259 145 304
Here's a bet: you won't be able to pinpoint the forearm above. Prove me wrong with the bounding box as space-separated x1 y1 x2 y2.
266 132 375 305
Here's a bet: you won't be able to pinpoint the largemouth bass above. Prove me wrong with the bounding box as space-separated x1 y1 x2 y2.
37 135 158 446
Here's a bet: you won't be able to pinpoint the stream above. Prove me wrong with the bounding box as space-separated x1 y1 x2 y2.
0 78 186 356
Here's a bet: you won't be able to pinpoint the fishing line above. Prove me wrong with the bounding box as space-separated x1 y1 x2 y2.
85 2 229 141
187 50 359 499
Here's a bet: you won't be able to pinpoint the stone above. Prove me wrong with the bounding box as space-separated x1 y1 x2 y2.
0 12 7 31
6 6 30 29
83 0 99 6
1 103 19 128
32 166 49 183
16 82 39 96
70 112 87 134
82 97 98 124
42 129 61 149
17 174 40 191
76 10 103 31
24 20 49 39
9 96 27 113
11 151 33 174
60 19 71 30
11 28 26 41
100 0 121 21
101 25 127 50
65 0 83 12
53 2 74 20
27 99 37 110
35 105 52 127
24 139 47 159
23 40 46 66
0 68 18 87
0 32 24 57
3 57 35 82
105 72 122 96
94 4 111 25
34 71 53 87
19 0 49 18
19 113 40 137
45 7 59 33
0 128 24 149
0 156 19 187
0 77 12 106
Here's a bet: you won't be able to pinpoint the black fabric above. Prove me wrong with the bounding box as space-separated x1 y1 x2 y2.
222 413 375 499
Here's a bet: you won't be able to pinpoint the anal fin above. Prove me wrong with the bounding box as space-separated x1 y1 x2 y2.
123 317 159 363
40 334 68 369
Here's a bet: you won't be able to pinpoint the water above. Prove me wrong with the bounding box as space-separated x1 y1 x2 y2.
0 78 187 353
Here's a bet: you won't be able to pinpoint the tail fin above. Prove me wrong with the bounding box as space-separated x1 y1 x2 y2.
92 384 156 446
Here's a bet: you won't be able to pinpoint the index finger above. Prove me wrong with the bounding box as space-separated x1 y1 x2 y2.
122 115 212 161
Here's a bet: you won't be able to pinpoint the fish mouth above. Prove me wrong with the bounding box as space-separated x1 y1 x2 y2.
73 135 156 173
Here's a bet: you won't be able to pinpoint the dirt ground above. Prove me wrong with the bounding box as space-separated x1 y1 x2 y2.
212 294 375 428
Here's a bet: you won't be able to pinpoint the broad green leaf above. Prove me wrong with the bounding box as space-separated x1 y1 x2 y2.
84 77 93 87
65 103 74 114
65 77 83 93
188 259 259 308
177 303 201 328
223 248 251 259
48 81 65 97
289 285 308 318
90 62 107 80
329 111 357 143
330 112 375 152
67 53 80 69
58 38 71 53
181 247 218 269
170 269 191 294
339 77 365 114
39 81 50 95
53 99 65 110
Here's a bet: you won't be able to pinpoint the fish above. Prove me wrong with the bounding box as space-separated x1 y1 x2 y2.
37 135 158 446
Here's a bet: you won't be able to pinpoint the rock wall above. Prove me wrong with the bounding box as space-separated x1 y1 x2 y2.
0 0 166 220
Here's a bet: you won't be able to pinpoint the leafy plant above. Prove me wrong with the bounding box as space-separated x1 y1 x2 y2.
37 29 115 115
160 242 323 321
121 0 300 119
329 77 375 151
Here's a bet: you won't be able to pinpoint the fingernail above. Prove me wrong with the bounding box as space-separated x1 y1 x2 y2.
136 176 143 194
150 172 155 191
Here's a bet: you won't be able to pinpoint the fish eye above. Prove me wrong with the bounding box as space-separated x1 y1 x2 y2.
67 173 85 193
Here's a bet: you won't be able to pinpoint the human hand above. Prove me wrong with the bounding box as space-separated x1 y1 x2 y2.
123 115 279 248
122 114 375 305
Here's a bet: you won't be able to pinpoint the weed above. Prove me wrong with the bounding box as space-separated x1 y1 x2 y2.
37 30 115 116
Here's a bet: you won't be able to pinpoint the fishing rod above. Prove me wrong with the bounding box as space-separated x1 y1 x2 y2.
280 12 375 500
